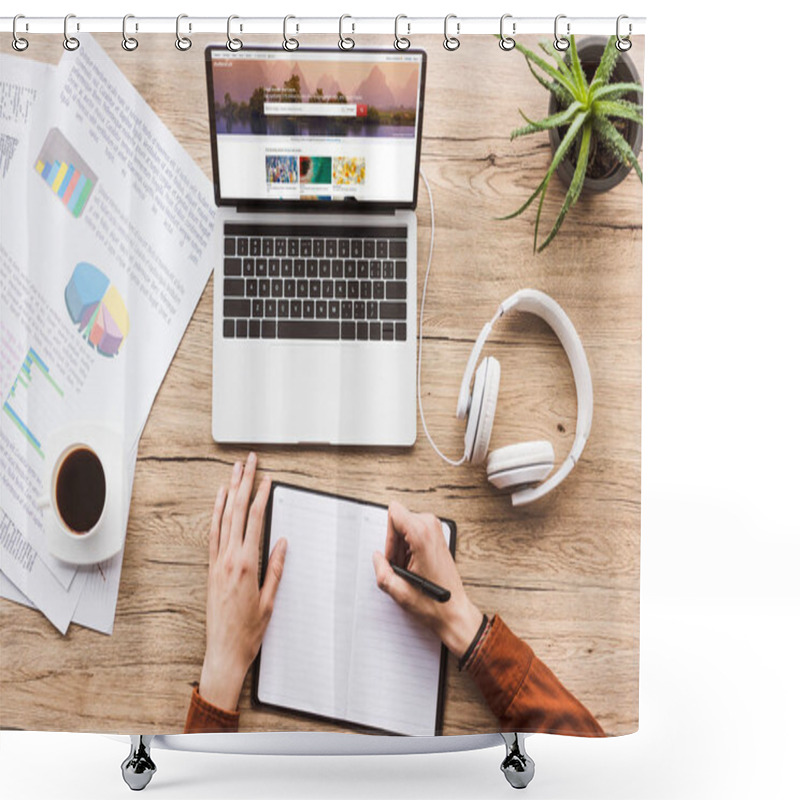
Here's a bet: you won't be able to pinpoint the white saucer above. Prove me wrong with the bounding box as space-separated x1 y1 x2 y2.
41 423 127 565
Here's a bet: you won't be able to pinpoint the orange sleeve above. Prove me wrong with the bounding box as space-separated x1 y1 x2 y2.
466 615 604 737
183 685 240 734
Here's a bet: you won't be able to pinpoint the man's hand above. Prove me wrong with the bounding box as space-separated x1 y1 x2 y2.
199 453 287 712
372 501 483 658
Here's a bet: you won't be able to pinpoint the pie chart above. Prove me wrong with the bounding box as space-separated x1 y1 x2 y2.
64 262 130 357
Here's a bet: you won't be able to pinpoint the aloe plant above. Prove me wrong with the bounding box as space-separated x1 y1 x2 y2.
505 34 643 252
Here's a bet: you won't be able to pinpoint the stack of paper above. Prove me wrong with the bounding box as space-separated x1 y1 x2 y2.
0 37 218 635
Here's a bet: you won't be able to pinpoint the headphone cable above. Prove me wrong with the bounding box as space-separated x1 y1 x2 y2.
418 168 467 467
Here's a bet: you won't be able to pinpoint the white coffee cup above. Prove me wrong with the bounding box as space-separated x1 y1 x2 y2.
38 443 107 540
40 423 126 566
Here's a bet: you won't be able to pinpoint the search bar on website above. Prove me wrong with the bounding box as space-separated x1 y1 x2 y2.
263 102 368 117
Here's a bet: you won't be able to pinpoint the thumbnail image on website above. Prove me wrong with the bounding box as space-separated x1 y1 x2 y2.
211 50 422 203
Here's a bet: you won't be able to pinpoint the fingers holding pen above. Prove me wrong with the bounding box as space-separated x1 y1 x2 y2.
385 501 418 564
372 549 416 611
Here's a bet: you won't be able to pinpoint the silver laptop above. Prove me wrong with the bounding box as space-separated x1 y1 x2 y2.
205 46 426 445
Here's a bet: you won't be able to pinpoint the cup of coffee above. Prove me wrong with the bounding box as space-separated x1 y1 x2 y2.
40 444 108 538
40 424 125 565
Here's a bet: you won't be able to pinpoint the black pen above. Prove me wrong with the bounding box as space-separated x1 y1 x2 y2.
390 563 451 603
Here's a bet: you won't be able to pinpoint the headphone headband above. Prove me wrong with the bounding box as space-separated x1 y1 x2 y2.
457 289 593 504
456 319 496 419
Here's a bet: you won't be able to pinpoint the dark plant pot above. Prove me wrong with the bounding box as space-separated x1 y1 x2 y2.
547 36 643 193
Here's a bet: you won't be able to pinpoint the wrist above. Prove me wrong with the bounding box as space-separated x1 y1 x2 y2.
199 656 246 713
439 597 484 659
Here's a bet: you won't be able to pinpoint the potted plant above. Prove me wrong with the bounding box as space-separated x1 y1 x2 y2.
504 35 643 252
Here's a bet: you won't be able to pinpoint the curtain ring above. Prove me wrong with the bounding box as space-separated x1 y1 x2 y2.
499 14 515 50
443 14 460 51
616 15 632 51
12 14 29 51
338 14 355 50
283 15 299 51
226 15 243 51
176 14 192 51
63 13 80 51
122 14 138 51
394 15 410 50
553 14 570 51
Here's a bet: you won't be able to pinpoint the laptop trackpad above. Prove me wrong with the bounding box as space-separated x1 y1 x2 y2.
226 342 412 445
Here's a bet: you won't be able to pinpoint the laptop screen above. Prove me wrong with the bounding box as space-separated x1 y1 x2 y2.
206 47 425 208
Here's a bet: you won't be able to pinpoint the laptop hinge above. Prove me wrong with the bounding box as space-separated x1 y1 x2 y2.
234 203 400 216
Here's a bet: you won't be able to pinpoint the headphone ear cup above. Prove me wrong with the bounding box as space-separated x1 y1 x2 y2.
464 356 500 464
486 441 555 492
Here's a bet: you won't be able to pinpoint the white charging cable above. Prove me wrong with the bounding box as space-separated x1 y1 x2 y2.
418 169 467 467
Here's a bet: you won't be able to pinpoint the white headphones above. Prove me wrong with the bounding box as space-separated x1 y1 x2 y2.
452 289 593 507
416 172 592 507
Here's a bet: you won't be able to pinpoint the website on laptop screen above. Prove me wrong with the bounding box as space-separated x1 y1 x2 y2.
209 49 424 204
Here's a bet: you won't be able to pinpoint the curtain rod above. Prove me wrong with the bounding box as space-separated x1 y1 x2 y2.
1 15 646 37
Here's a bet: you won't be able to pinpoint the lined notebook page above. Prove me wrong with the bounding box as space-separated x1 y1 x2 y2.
256 485 451 735
258 487 354 720
348 505 451 735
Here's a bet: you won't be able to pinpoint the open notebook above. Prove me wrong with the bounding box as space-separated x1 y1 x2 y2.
254 483 455 736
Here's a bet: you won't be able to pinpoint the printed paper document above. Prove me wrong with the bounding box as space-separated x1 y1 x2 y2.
0 38 218 634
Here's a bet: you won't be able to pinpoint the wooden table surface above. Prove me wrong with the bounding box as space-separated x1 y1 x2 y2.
0 34 643 736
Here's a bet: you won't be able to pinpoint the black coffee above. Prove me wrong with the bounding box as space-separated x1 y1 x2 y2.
55 447 106 534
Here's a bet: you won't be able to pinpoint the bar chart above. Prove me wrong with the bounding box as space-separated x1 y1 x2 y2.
34 128 97 219
2 348 64 459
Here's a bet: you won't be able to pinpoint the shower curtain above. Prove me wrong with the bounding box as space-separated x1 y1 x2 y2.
0 26 643 741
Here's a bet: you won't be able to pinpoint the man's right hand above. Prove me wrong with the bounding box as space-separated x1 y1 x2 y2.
371 501 484 659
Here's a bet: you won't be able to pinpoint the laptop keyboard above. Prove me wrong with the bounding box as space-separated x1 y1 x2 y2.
221 224 409 342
